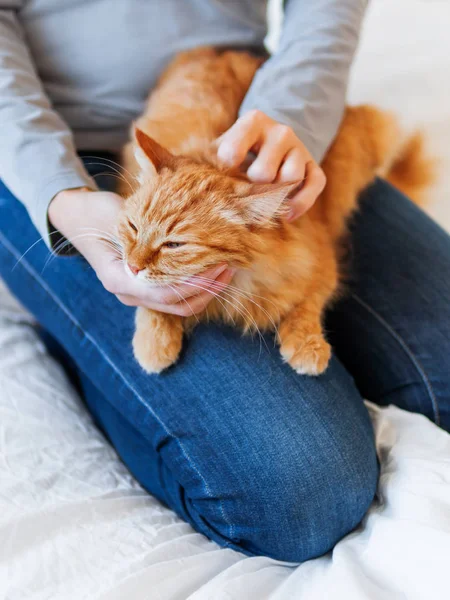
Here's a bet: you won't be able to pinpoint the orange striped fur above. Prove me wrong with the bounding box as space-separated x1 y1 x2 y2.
118 48 433 375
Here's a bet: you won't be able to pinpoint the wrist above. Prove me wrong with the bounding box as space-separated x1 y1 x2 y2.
48 187 93 236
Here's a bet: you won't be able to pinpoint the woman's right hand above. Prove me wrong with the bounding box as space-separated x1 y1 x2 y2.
48 189 234 316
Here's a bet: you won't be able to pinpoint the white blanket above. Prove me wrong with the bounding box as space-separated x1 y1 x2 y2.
1 1 450 598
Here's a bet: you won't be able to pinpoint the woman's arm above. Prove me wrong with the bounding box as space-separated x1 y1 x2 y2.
240 0 368 163
218 0 367 220
0 5 96 244
1 5 230 314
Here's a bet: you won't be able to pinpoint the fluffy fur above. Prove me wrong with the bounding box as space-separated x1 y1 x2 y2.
117 47 433 375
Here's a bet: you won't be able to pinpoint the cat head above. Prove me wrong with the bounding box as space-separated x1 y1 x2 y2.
118 128 299 285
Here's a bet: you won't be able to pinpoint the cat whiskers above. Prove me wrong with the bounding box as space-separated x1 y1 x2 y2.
179 278 270 356
42 230 123 272
41 234 92 272
11 229 66 271
190 275 280 355
179 279 235 327
78 227 124 257
83 158 138 194
167 284 201 324
83 155 138 189
11 220 124 275
181 279 245 330
191 275 280 335
148 273 276 336
194 279 273 346
90 171 136 194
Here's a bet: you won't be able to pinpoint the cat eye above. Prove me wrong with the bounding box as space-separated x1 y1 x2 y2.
163 241 185 249
128 220 138 232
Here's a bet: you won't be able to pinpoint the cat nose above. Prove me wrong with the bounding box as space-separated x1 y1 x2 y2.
127 263 141 276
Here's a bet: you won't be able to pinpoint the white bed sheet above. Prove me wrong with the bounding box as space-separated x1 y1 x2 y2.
1 1 450 598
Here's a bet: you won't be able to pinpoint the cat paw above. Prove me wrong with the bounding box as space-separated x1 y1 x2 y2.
280 333 331 376
132 330 182 374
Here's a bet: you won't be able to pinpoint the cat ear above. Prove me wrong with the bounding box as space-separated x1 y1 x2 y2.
239 181 302 225
133 127 177 178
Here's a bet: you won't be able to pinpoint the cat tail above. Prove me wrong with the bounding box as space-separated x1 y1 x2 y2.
385 132 435 208
320 105 435 241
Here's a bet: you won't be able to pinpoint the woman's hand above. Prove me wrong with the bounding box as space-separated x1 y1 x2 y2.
217 110 326 221
48 189 234 315
48 110 322 313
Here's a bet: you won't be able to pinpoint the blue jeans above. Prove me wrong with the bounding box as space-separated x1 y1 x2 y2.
1 156 449 563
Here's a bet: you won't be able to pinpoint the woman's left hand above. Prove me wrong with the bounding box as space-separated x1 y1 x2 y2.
217 109 326 222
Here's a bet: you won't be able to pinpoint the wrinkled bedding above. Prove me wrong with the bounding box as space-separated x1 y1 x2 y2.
1 1 450 598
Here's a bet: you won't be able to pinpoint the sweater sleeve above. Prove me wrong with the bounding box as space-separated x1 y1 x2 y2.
240 0 368 162
0 5 97 245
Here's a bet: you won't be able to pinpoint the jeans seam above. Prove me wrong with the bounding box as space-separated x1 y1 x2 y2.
352 293 440 426
0 229 235 540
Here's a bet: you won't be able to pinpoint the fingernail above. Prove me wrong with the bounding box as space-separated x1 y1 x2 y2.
213 264 228 277
220 268 236 283
286 209 296 222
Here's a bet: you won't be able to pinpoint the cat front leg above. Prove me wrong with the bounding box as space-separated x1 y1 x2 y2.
133 307 184 374
278 299 332 377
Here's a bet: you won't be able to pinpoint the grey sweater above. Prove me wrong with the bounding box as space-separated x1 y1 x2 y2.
0 0 367 243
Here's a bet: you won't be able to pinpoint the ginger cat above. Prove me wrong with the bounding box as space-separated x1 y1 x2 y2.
117 48 432 376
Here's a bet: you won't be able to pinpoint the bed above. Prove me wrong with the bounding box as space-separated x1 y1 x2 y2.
1 1 450 598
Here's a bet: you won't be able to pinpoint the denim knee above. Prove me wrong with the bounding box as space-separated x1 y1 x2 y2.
197 409 379 563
